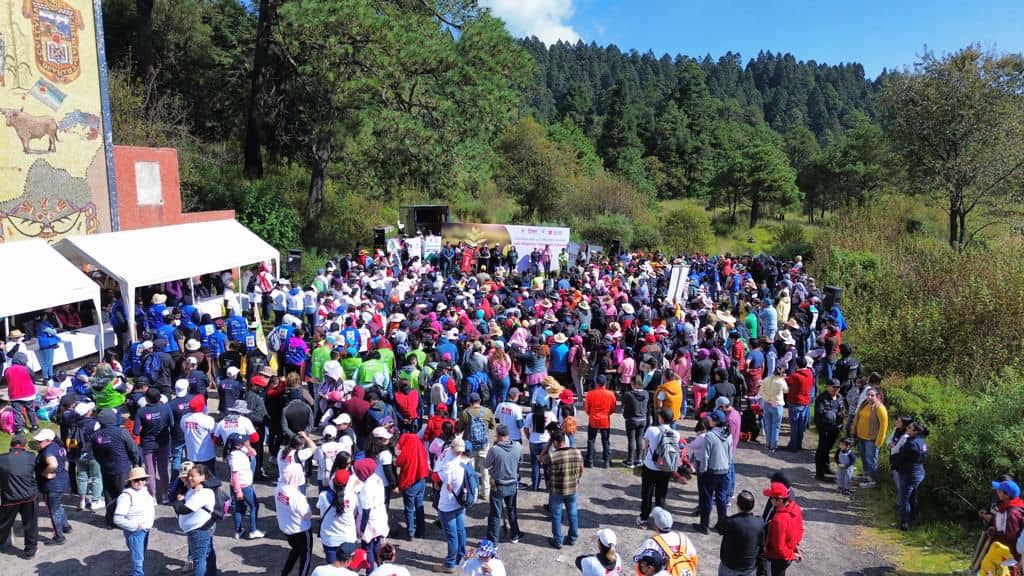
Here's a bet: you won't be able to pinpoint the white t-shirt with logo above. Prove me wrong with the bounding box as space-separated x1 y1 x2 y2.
181 412 216 462
214 416 256 445
495 401 524 441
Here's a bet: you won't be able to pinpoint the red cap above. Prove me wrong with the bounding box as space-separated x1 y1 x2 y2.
763 482 790 499
333 469 351 487
435 403 449 413
189 394 206 413
559 389 575 405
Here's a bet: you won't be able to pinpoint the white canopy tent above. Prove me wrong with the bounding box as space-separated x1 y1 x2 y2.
0 239 104 362
54 219 280 343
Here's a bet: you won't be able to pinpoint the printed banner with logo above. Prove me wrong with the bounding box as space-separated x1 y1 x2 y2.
441 222 571 273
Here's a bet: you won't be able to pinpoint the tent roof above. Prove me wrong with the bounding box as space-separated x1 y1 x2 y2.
54 220 279 289
0 239 101 318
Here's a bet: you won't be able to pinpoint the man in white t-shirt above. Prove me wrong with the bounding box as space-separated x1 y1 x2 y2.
180 396 216 468
494 388 525 443
213 400 258 445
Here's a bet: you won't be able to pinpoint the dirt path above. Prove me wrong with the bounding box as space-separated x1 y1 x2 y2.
7 410 900 575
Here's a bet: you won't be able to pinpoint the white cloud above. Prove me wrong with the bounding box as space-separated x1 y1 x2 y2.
480 0 581 45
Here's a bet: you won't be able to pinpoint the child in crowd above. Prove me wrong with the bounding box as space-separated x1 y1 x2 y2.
836 437 857 496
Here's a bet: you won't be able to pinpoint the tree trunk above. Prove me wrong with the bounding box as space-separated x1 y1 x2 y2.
749 197 760 228
269 96 287 164
307 143 329 221
243 0 276 180
136 0 156 99
957 210 967 249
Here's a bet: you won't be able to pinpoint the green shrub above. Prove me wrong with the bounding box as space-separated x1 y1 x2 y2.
710 211 739 236
576 213 633 249
884 371 1024 521
772 222 813 261
631 221 663 251
662 205 714 255
237 180 302 250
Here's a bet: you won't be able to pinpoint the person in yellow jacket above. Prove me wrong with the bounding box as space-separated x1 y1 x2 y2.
654 378 684 424
852 387 888 488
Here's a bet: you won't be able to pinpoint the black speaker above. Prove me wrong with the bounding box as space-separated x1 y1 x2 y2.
286 248 303 274
609 239 622 258
823 285 843 311
373 227 387 251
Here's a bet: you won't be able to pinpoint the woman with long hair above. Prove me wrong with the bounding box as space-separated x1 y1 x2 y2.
316 468 357 564
527 403 554 491
487 342 512 407
575 528 622 575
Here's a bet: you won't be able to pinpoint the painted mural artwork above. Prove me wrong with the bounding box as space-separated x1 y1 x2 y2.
0 0 109 243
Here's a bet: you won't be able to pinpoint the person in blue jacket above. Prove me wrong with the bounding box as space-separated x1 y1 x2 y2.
179 296 199 335
109 292 130 356
224 309 248 343
35 316 61 383
146 294 167 334
155 312 183 356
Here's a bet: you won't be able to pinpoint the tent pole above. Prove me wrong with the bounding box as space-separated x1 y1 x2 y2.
189 277 196 303
125 284 136 344
94 296 105 362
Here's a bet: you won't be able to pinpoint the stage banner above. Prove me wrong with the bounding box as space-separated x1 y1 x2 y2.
442 222 570 273
423 235 442 260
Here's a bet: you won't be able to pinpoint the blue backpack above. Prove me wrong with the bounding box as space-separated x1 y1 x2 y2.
455 461 480 508
143 353 162 383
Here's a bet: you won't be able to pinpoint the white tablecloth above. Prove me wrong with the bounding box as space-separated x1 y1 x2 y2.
22 323 115 372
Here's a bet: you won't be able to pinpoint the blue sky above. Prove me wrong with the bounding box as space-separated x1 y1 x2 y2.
479 0 1024 78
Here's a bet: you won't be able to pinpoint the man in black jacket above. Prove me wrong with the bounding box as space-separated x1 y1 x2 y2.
814 378 846 481
0 435 39 558
719 490 765 575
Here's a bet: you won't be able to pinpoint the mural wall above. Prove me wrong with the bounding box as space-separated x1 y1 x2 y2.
0 0 110 243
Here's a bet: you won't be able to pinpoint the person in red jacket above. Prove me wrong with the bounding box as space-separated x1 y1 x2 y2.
394 426 430 540
981 479 1024 561
584 375 616 468
763 481 804 575
2 353 39 432
784 356 814 451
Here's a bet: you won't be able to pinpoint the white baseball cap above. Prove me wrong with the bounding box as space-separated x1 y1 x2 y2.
596 528 617 547
174 379 190 397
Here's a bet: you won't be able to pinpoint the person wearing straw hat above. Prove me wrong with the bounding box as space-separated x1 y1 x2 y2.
114 467 156 576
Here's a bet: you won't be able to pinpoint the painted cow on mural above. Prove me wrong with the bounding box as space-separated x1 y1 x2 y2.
4 108 59 153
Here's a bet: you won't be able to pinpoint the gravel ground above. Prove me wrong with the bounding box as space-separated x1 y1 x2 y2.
4 409 900 575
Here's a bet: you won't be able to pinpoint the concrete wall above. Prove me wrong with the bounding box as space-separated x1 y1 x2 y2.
113 145 233 230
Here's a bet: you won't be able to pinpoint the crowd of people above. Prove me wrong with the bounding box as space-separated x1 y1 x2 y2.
0 241 956 576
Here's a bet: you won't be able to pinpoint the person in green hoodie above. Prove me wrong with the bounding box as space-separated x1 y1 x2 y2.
91 364 127 411
309 335 335 382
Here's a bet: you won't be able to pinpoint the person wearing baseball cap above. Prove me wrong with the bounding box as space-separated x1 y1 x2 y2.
33 427 72 545
483 423 523 544
980 477 1024 557
814 378 846 482
763 481 804 574
114 467 156 576
633 548 667 576
433 437 470 573
576 528 621 576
